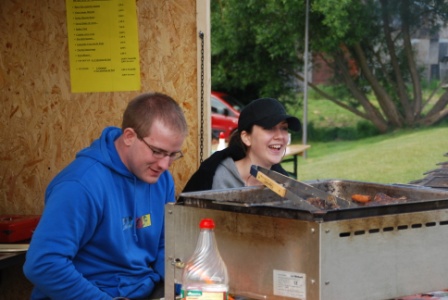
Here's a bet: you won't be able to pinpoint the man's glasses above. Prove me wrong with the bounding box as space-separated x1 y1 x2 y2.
136 132 183 161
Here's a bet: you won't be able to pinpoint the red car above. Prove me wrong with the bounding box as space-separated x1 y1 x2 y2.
211 91 244 140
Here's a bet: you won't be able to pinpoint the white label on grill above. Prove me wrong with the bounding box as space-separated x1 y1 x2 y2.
273 269 306 299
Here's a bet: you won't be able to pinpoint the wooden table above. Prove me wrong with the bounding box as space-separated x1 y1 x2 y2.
282 144 311 178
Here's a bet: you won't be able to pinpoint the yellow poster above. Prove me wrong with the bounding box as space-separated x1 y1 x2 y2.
66 0 141 93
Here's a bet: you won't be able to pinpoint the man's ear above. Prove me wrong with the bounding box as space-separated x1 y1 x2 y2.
122 128 137 146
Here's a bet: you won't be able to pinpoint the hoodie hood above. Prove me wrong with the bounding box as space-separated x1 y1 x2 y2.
77 126 132 178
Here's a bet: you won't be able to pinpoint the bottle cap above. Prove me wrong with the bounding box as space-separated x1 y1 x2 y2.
219 132 225 139
200 218 215 229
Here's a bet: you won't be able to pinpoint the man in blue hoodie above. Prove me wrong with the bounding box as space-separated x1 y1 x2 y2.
23 92 188 300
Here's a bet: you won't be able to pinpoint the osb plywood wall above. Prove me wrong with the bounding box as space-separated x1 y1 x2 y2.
0 0 203 217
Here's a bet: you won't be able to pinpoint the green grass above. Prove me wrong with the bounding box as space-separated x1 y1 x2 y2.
281 90 448 184
282 125 448 184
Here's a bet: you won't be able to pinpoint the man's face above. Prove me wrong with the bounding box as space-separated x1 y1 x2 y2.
126 120 185 184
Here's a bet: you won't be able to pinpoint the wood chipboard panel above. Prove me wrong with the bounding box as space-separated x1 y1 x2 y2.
0 0 200 215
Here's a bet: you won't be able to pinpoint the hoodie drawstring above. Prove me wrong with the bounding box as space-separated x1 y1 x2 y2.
133 177 138 242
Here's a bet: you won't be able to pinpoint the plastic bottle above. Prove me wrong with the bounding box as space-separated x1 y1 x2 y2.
216 132 226 151
181 218 229 300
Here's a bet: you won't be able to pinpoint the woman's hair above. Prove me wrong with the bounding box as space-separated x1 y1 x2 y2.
228 126 253 155
122 92 188 137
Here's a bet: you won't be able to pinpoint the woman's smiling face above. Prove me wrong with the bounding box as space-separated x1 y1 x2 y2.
242 120 289 168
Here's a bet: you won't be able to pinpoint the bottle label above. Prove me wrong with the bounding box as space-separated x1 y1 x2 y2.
181 289 227 300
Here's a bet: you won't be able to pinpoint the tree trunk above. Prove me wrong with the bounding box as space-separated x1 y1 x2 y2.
401 0 423 118
380 0 413 122
293 66 390 133
431 90 448 112
332 52 389 132
353 43 404 127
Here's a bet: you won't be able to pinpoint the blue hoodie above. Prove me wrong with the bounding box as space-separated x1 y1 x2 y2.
24 127 174 300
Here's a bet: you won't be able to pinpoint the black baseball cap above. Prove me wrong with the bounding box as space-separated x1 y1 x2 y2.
238 98 301 132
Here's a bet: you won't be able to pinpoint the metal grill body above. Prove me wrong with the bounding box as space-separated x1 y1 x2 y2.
165 180 448 300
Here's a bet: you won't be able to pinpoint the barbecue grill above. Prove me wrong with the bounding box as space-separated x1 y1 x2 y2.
165 179 448 300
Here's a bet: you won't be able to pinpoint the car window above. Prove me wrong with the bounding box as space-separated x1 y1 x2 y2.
211 96 230 115
221 94 244 111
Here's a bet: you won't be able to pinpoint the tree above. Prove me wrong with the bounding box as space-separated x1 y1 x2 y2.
211 0 448 133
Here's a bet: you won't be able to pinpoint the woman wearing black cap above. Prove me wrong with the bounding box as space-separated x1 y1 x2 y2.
183 98 301 192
